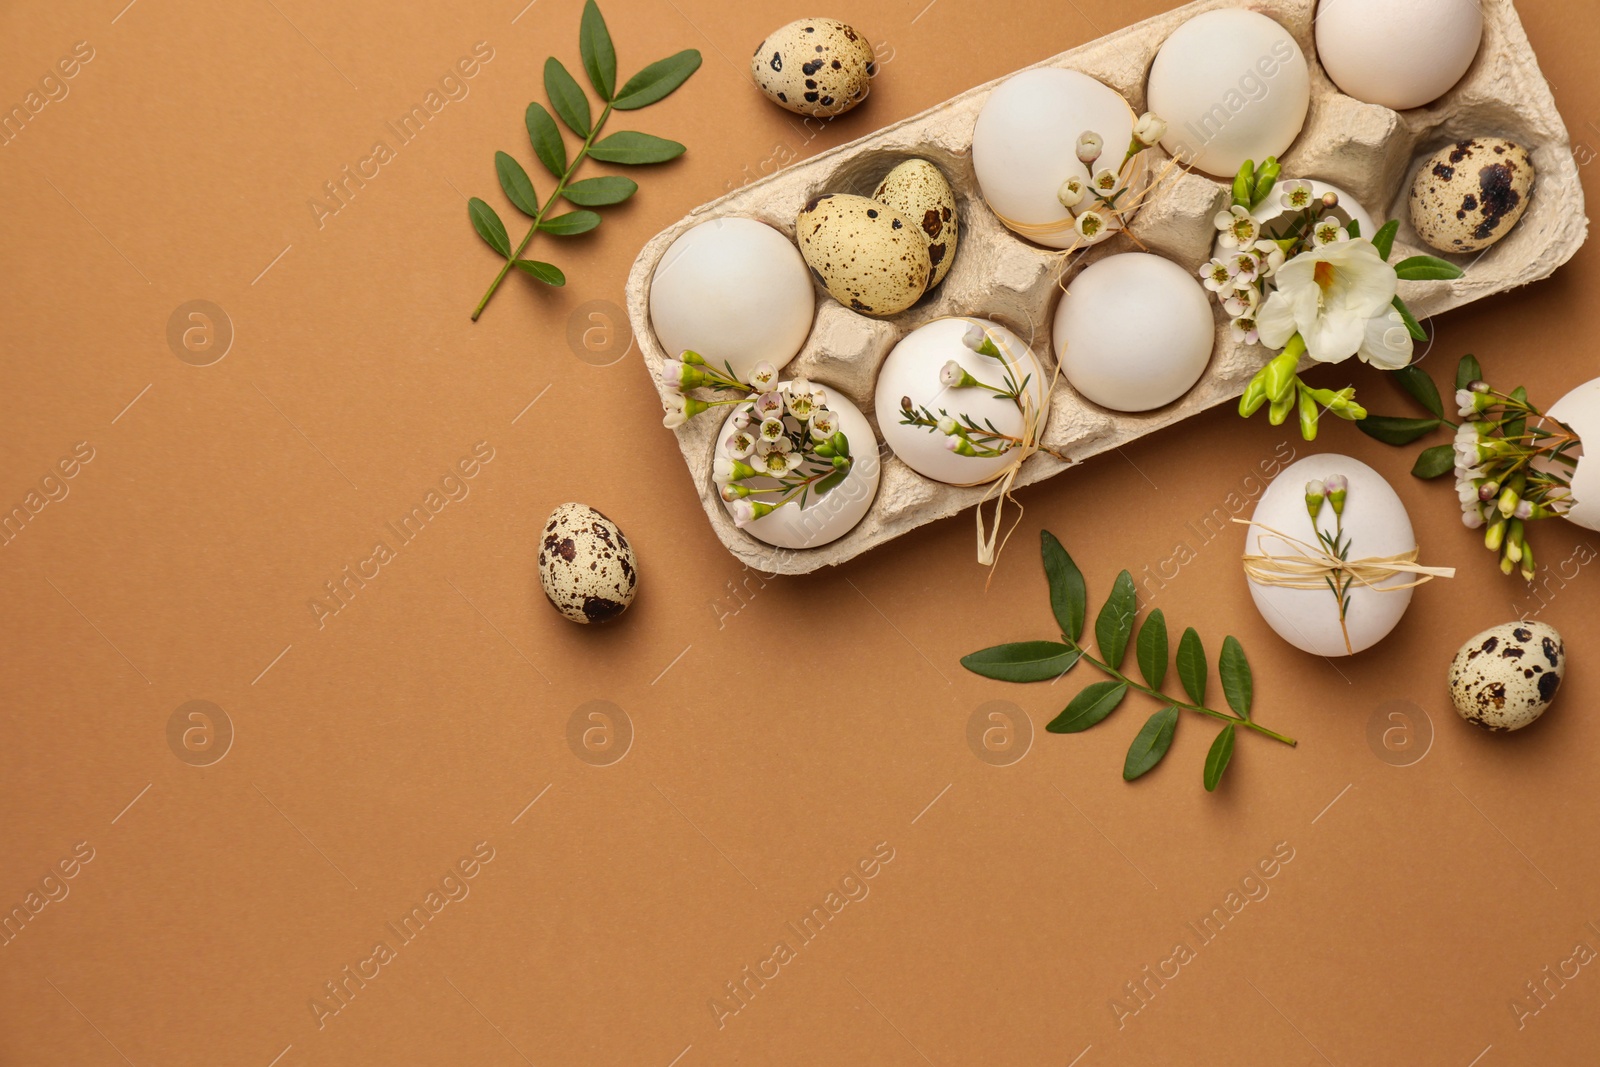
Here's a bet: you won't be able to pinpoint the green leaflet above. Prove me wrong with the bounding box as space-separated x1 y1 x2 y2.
588 130 687 164
495 152 540 217
578 0 617 99
1412 443 1454 479
1203 726 1235 791
1372 219 1400 261
1123 706 1178 780
1095 570 1137 669
960 641 1081 683
524 102 566 178
1047 681 1128 734
1177 627 1206 706
512 260 565 285
540 211 602 235
563 176 638 206
1355 415 1441 446
1135 609 1168 691
545 57 592 136
1042 530 1086 642
612 49 702 109
468 198 510 257
1219 636 1252 719
1392 365 1443 418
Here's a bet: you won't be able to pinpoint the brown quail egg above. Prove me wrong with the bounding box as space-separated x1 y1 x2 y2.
538 503 637 624
1409 138 1535 254
1448 620 1564 732
750 18 875 118
796 193 931 316
873 159 959 287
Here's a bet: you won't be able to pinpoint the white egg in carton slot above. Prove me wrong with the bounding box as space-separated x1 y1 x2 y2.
626 0 1587 575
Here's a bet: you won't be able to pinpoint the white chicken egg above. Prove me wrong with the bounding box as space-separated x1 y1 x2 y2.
1542 376 1600 532
1315 0 1483 111
874 318 1048 485
649 217 815 381
971 68 1139 249
715 382 880 550
1147 9 1311 178
1052 253 1214 412
1243 456 1418 657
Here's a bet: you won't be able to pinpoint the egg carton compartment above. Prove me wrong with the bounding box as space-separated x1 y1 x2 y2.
626 0 1587 575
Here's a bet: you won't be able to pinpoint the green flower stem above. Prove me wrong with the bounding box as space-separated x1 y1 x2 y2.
471 101 615 322
1069 641 1298 746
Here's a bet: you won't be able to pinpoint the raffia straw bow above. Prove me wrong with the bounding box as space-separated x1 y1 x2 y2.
956 320 1068 585
1234 518 1456 591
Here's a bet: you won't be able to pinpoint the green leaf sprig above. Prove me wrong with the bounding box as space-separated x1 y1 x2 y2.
468 1 701 320
961 532 1297 792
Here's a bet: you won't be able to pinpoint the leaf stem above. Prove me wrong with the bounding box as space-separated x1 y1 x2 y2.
471 101 615 321
1069 640 1298 746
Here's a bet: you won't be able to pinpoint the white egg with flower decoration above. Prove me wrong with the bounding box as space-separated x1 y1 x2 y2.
1243 455 1452 658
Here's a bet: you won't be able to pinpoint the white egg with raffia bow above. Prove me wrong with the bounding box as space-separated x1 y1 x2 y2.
1147 9 1311 178
650 217 815 381
875 318 1048 485
1243 456 1422 657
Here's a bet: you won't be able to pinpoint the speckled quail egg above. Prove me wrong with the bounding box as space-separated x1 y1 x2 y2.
872 159 959 287
538 503 637 624
751 18 875 118
1410 138 1535 254
1449 620 1564 731
796 193 931 316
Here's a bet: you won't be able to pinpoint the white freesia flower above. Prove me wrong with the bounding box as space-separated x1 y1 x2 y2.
1359 306 1414 370
1214 205 1259 249
1256 239 1401 365
1133 112 1167 146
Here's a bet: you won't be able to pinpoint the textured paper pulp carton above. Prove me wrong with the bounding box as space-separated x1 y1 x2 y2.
627 0 1588 574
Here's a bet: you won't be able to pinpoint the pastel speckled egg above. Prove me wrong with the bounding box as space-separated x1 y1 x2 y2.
751 18 875 118
1449 621 1564 732
872 159 959 287
538 503 637 625
1409 138 1535 254
796 193 931 316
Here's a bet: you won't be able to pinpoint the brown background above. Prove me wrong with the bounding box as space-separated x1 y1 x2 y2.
3 0 1599 1063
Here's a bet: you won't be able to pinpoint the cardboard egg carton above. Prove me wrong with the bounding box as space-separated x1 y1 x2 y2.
626 0 1587 574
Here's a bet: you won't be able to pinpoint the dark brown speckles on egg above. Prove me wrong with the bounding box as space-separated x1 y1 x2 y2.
749 17 874 118
538 503 637 625
1450 620 1565 731
1411 138 1535 254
